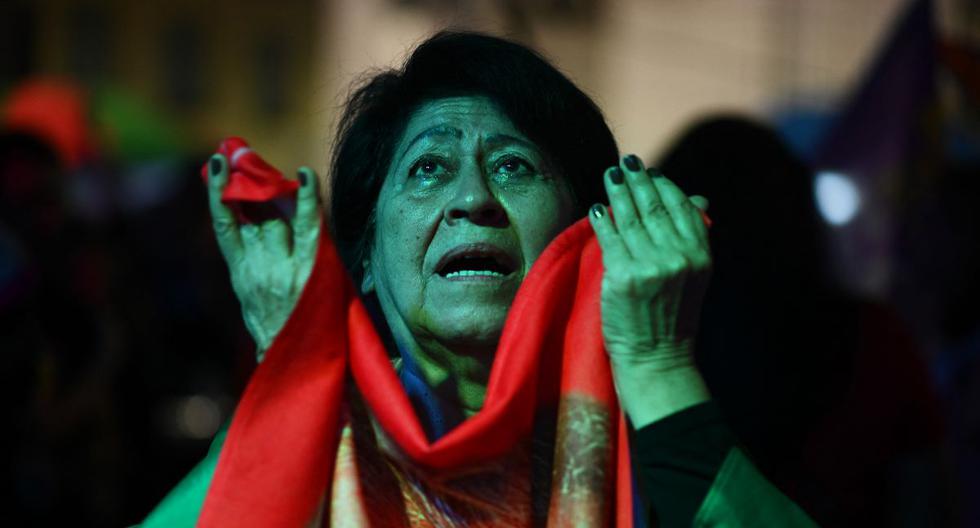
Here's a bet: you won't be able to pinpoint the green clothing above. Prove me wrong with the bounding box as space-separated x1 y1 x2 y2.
140 428 225 528
695 448 817 527
141 433 816 527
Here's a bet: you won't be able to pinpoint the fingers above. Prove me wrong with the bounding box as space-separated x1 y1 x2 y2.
647 171 707 245
689 195 709 212
240 223 263 270
588 203 631 267
621 155 680 244
208 154 244 265
261 219 291 260
602 165 652 259
687 195 711 245
210 156 317 272
293 166 321 262
598 154 710 258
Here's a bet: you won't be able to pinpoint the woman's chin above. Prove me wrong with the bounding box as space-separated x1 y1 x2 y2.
424 307 510 353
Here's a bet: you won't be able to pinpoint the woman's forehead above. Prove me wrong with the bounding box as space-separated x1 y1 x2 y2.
399 96 528 146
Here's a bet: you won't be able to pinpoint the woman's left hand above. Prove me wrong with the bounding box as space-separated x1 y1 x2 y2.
588 154 712 427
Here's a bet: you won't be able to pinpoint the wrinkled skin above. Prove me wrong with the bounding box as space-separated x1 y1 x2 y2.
207 96 712 428
589 156 713 427
360 97 575 414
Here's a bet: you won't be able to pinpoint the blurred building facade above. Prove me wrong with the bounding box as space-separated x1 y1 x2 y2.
1 0 318 168
6 0 972 168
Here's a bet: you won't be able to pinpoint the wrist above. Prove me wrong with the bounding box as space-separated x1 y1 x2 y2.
607 341 696 372
611 357 710 429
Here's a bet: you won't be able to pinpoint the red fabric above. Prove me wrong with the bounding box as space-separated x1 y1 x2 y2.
200 214 633 526
198 139 728 526
200 137 299 222
700 210 713 228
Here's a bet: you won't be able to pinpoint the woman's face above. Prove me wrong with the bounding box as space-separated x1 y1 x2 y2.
363 96 576 352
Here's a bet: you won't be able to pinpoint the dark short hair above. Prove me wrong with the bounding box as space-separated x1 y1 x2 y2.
328 31 619 283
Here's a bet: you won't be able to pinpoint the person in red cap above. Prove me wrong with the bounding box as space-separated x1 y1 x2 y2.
2 78 93 170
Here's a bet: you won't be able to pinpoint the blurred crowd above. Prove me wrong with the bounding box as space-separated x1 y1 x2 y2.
1 79 255 526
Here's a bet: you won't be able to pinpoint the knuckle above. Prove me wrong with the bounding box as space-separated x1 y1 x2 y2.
643 202 668 218
619 215 641 231
296 229 319 248
268 283 289 299
226 253 246 269
665 255 690 274
265 222 286 237
212 218 237 235
649 254 687 276
298 198 321 215
641 264 660 279
606 273 636 295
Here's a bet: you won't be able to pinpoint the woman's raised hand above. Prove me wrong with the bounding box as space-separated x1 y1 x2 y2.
207 155 321 360
588 154 712 428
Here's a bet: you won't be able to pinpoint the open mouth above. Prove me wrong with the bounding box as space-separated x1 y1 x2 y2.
435 245 517 279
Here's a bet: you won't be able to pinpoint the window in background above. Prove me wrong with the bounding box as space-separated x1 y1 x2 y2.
0 3 37 85
68 4 112 84
253 34 287 117
160 20 202 110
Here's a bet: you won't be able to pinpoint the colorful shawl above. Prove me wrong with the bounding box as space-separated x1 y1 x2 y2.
196 207 633 526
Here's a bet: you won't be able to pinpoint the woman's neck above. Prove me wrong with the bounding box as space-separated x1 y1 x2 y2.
398 336 494 422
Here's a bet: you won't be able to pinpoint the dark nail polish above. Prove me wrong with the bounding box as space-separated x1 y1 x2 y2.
649 167 665 178
297 169 307 186
590 203 604 218
624 154 641 172
609 167 624 184
210 156 221 176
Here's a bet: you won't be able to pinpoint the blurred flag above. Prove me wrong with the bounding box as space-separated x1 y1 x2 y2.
811 0 937 297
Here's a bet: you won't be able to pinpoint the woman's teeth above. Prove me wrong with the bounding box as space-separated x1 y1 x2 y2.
444 270 506 278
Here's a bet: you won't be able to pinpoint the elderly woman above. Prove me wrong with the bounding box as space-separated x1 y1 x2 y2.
143 32 814 527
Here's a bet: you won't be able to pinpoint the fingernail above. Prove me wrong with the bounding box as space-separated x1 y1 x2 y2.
649 167 665 178
210 156 222 176
590 203 604 219
297 169 307 186
609 167 624 185
624 154 641 172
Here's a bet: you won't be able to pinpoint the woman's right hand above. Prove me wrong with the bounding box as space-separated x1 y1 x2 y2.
207 155 321 361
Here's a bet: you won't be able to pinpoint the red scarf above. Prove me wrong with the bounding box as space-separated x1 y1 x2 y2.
198 141 635 527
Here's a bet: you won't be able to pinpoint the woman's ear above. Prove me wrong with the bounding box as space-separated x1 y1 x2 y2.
360 260 375 294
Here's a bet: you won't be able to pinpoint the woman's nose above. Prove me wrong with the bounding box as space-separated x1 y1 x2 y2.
444 165 507 227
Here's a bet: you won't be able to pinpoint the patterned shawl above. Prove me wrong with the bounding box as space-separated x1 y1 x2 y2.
197 216 637 527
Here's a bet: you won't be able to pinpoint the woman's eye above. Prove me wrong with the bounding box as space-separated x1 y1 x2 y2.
496 156 533 175
409 158 447 179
